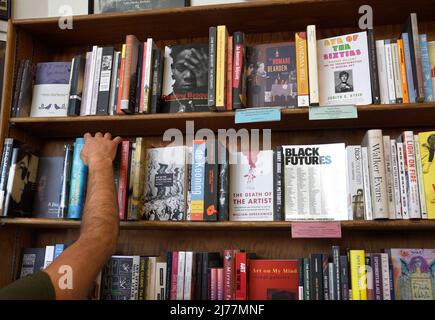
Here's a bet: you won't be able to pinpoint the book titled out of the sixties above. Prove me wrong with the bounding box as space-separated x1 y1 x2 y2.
317 31 372 106
33 157 64 218
30 62 72 117
67 138 87 219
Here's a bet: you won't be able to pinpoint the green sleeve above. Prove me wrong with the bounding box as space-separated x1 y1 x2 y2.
0 271 55 300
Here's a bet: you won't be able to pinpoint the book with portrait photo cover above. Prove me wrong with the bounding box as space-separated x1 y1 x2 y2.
161 44 209 113
317 31 372 106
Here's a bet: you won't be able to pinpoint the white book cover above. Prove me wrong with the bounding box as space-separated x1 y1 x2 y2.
131 256 140 300
80 51 93 116
142 38 154 113
317 31 372 106
183 251 193 300
383 136 396 219
399 131 421 219
361 130 389 219
176 252 185 300
384 41 397 104
397 142 409 219
346 146 364 220
83 46 98 116
380 253 391 300
391 42 403 102
229 150 274 221
307 25 319 105
414 135 428 219
154 262 167 300
375 40 389 104
43 245 55 268
361 146 373 220
390 139 403 219
283 143 347 220
91 47 103 115
328 262 335 300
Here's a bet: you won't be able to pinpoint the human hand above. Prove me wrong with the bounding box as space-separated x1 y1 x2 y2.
184 48 208 88
81 132 122 167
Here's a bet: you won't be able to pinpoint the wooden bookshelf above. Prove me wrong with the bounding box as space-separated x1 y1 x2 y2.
1 0 435 290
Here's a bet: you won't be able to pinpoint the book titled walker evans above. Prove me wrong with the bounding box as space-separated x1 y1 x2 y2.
390 248 435 300
247 42 297 108
143 146 187 221
30 62 72 117
67 138 87 219
283 143 348 221
317 31 372 106
229 150 274 221
161 44 209 113
249 260 299 300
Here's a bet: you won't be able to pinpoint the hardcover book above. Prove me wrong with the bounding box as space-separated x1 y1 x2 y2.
246 42 297 108
143 146 187 221
30 62 71 117
249 260 298 300
317 31 372 106
283 143 348 220
161 44 209 113
390 248 435 300
229 150 274 221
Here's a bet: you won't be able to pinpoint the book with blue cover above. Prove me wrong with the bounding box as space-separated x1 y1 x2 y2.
67 138 87 219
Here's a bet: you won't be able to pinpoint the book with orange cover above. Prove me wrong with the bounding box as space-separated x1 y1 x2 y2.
397 39 410 103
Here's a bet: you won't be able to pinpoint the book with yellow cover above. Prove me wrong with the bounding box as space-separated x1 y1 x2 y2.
295 32 309 107
418 131 435 219
350 250 367 300
216 25 228 111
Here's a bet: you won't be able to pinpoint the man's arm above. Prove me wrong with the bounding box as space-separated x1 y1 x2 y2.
44 132 122 300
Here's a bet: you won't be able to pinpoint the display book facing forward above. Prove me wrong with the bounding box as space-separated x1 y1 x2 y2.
16 243 435 300
10 13 435 119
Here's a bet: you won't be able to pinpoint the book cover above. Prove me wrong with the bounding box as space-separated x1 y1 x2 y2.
120 35 140 114
215 25 228 111
390 139 402 219
30 62 71 117
247 42 297 108
295 32 309 107
201 252 221 300
232 31 247 109
161 44 209 113
307 25 319 106
208 26 217 110
190 140 206 221
144 146 187 221
317 31 372 106
80 51 93 116
349 250 367 300
226 35 233 111
229 150 274 221
397 142 409 219
361 146 373 220
283 143 347 220
375 40 389 104
96 47 115 115
67 55 86 116
249 260 298 300
419 34 434 102
417 131 435 219
150 48 164 113
204 139 218 221
397 39 410 103
384 40 397 104
217 141 229 221
390 248 435 300
91 47 103 115
0 138 21 216
19 248 46 278
67 138 87 219
58 144 73 218
32 157 64 218
346 145 365 220
274 146 283 221
401 33 416 103
223 249 236 300
367 29 380 104
15 60 36 117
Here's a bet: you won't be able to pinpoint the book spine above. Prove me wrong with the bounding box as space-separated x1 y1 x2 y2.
80 52 93 116
217 142 229 221
190 140 206 221
397 39 410 103
235 252 247 300
132 256 140 300
170 252 179 300
380 253 391 300
365 254 374 300
226 36 233 111
177 252 186 300
402 33 417 103
58 144 74 218
152 48 164 113
384 40 397 104
430 42 435 98
390 140 403 219
361 146 373 220
391 41 403 103
295 31 309 107
17 61 35 117
67 138 87 219
150 48 160 114
410 13 425 102
273 146 283 221
232 32 246 109
201 253 209 300
210 268 217 300
12 60 25 118
2 148 18 217
165 252 172 300
0 139 14 215
43 245 55 268
53 244 65 259
134 43 143 114
322 254 329 300
126 142 135 220
91 47 103 115
414 135 428 219
183 251 193 300
143 39 154 113
303 257 311 300
216 25 228 111
204 140 218 221
96 47 115 115
350 250 367 300
121 35 139 114
108 51 120 115
129 138 146 220
139 42 147 113
361 130 389 219
208 26 217 110
332 245 341 300
328 262 334 300
139 257 146 300
367 29 381 104
340 255 349 300
419 34 434 102
383 136 396 219
297 257 304 300
116 44 126 114
346 146 364 220
195 252 203 300
84 46 98 115
400 131 421 219
117 140 131 220
375 40 389 104
67 56 86 116
396 142 409 219
223 249 234 300
307 25 319 106
217 268 224 300
371 254 383 300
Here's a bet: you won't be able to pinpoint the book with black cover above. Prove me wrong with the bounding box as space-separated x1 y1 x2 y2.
16 60 36 117
67 55 86 116
96 47 115 115
19 248 46 278
150 48 163 113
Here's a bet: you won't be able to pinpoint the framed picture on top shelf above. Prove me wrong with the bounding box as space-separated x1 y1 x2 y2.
0 0 10 21
90 0 190 14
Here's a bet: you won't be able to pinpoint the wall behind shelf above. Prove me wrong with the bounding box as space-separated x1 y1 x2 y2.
13 0 88 19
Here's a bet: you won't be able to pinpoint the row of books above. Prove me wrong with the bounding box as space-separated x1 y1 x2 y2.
18 245 435 300
1 129 434 221
10 13 435 119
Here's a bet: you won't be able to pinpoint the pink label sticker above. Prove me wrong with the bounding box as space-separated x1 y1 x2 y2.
291 221 342 238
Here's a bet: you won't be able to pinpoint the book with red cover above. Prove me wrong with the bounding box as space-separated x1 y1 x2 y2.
249 259 299 300
169 251 179 300
117 140 131 220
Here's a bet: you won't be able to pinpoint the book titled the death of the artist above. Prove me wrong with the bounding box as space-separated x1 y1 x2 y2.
30 62 72 117
229 150 274 221
143 146 187 221
317 31 372 106
283 143 348 221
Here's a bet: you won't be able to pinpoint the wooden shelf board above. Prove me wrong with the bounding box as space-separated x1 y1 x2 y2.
11 0 435 45
9 104 435 138
2 218 435 231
